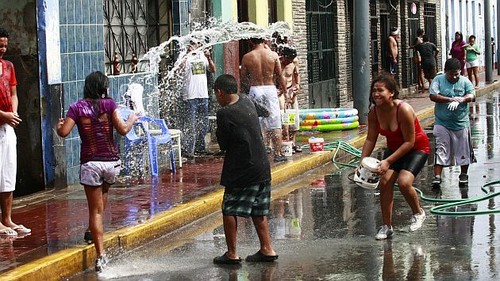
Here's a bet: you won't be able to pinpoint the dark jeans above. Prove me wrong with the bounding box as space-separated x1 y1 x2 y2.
183 98 209 154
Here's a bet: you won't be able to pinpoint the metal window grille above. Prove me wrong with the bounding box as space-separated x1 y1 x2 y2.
306 0 337 107
424 3 437 44
104 0 172 75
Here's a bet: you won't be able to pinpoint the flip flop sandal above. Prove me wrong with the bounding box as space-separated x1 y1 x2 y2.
0 227 18 236
213 252 242 265
11 224 31 234
245 250 278 262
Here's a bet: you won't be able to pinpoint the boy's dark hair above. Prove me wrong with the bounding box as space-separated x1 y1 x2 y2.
250 37 265 45
0 27 9 38
84 71 109 99
369 72 400 106
281 47 297 59
214 74 238 94
444 58 462 72
469 35 476 41
422 34 429 42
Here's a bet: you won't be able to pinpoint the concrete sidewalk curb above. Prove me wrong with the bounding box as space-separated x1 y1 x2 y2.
2 81 498 281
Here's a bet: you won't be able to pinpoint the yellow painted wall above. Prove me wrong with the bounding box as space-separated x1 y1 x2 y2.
277 0 293 30
248 0 268 26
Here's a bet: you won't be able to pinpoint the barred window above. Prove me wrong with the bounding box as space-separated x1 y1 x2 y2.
104 0 173 75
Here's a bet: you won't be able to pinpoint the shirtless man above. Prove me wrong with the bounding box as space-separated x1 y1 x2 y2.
279 46 302 152
241 38 287 162
387 27 400 76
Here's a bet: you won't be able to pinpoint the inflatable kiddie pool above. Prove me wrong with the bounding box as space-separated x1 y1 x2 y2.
299 108 359 131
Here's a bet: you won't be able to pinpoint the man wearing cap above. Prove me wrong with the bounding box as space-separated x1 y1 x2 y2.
386 27 400 76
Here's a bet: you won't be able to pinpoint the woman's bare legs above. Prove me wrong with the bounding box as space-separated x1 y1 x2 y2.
84 183 110 257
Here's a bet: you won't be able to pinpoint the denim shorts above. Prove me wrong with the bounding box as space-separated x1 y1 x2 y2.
80 160 121 187
222 181 271 217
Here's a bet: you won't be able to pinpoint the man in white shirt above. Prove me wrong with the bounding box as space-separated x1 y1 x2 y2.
181 40 216 158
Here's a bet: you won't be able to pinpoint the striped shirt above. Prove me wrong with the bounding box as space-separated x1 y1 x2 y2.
66 98 119 163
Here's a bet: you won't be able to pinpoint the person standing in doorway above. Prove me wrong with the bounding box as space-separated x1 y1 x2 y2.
212 74 278 264
429 58 475 187
409 28 425 92
57 71 140 272
386 27 400 77
464 35 481 89
0 27 31 237
241 38 288 162
359 73 429 240
415 34 439 87
181 40 216 158
449 31 466 75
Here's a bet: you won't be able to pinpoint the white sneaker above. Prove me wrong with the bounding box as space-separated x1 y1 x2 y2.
375 225 394 240
459 174 469 185
409 208 426 231
95 255 108 273
432 175 441 185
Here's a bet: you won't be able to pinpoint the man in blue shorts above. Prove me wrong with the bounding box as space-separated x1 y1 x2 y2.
429 58 476 187
212 74 278 265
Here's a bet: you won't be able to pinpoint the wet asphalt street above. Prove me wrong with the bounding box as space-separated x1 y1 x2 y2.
69 94 500 281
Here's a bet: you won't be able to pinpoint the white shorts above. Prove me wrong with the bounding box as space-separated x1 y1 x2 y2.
0 124 17 192
433 125 473 166
466 60 479 68
80 160 121 187
249 86 281 130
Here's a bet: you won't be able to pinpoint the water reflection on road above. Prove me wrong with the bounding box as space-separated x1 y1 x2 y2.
70 95 500 280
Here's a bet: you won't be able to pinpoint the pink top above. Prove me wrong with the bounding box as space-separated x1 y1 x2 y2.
450 40 466 61
67 98 119 163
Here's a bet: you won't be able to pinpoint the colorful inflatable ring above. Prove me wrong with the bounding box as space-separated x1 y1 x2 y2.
300 116 359 126
298 108 359 131
299 108 358 120
300 121 359 132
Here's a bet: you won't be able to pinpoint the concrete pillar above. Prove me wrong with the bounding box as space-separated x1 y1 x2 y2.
352 0 370 124
498 0 500 75
485 0 492 83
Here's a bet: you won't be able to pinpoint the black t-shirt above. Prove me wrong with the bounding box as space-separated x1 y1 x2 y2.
216 95 271 188
415 42 438 66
